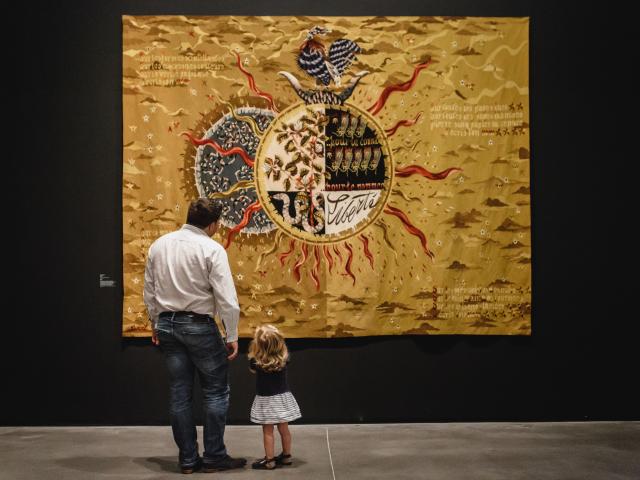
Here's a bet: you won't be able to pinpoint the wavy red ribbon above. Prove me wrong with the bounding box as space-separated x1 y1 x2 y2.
385 113 422 137
183 132 254 168
367 61 431 116
323 246 334 274
293 242 309 283
384 205 434 259
224 201 262 249
278 239 296 266
359 234 374 269
395 165 462 180
311 246 321 290
235 52 278 112
333 245 343 264
343 242 356 285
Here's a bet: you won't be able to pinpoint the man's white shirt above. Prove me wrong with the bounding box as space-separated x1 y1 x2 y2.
143 224 240 342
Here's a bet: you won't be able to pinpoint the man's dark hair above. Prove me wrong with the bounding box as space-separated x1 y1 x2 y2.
187 198 223 228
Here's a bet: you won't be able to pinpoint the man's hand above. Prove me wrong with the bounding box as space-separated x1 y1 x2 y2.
226 341 238 361
152 330 159 346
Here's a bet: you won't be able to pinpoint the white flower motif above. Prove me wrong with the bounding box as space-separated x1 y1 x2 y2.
143 115 149 122
267 309 273 316
147 133 154 140
156 145 163 151
237 260 244 267
150 106 157 113
436 240 443 246
156 193 163 200
488 139 494 146
480 229 486 236
236 274 244 281
156 176 163 183
132 277 140 284
311 304 318 310
147 147 153 154
165 181 172 187
460 79 465 86
432 145 438 152
190 89 197 96
129 125 137 132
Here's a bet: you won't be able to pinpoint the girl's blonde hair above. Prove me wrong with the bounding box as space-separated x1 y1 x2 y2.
248 325 288 372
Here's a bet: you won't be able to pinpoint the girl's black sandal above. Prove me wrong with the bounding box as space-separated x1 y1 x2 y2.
252 457 277 470
275 452 292 466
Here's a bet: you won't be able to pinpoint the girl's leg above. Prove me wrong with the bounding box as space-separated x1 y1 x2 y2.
277 422 292 455
262 424 275 459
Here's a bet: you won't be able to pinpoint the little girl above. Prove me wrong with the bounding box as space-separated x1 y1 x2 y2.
248 324 302 470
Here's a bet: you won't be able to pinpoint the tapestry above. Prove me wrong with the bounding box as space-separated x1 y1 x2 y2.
122 16 531 337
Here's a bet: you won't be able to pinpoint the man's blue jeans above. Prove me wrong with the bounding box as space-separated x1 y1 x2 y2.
156 313 229 467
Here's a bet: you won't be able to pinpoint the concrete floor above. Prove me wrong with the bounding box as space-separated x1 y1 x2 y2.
0 422 638 479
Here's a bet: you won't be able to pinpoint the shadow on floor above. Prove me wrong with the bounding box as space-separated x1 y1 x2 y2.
138 456 177 473
55 456 173 473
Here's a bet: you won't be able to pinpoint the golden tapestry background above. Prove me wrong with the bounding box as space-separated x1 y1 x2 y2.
122 16 531 337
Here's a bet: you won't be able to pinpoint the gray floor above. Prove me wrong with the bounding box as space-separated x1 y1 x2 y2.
1 422 639 479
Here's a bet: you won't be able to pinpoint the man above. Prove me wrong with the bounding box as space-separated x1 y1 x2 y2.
144 198 246 474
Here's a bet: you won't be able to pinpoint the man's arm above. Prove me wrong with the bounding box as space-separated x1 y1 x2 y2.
209 247 240 348
143 251 160 344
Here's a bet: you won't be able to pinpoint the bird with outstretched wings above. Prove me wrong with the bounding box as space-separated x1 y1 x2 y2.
297 26 361 87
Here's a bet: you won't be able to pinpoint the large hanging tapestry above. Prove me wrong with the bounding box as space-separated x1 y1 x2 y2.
122 16 531 337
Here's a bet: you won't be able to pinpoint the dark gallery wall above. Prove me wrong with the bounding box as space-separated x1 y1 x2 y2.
6 0 636 425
